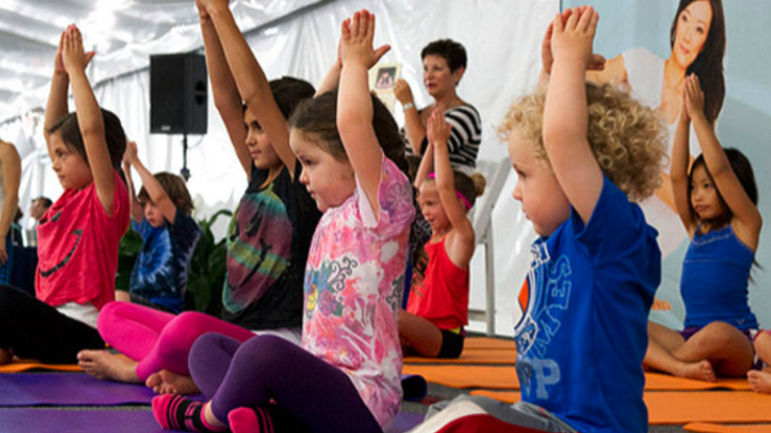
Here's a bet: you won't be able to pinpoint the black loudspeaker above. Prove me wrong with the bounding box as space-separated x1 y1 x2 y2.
150 53 208 134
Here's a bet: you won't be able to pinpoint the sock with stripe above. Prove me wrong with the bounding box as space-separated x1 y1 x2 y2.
152 394 227 432
228 405 310 433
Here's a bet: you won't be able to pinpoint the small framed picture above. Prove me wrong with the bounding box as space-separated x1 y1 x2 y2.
369 62 402 112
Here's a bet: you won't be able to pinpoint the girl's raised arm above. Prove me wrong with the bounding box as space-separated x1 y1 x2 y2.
0 141 20 265
414 141 434 189
670 85 696 232
429 110 474 266
122 145 144 223
337 10 391 215
542 8 604 224
686 75 762 248
126 141 177 222
62 26 115 215
202 0 298 177
197 1 251 177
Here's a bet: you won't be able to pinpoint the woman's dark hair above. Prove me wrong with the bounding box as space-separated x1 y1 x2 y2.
47 109 127 173
420 39 467 73
138 172 195 216
288 90 409 176
670 0 726 123
688 148 758 228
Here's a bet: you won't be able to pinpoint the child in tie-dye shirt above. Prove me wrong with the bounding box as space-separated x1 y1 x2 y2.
152 9 414 433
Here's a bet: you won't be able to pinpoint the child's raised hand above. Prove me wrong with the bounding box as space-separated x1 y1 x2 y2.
684 74 705 120
61 25 94 75
195 0 210 19
54 31 67 76
339 10 390 69
427 109 450 149
551 6 599 69
124 140 139 165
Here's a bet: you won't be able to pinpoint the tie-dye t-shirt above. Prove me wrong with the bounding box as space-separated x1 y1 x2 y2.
302 156 415 429
223 162 320 330
129 210 200 313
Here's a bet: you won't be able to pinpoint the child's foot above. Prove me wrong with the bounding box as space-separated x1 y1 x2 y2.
152 394 226 432
228 406 310 433
146 369 200 395
677 360 716 382
748 370 771 394
0 348 12 365
77 350 141 383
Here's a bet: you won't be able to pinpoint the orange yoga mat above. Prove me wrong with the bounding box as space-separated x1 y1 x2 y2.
402 365 519 389
0 360 82 373
684 422 771 433
645 372 751 391
469 389 520 403
646 391 771 425
404 348 516 365
462 337 517 351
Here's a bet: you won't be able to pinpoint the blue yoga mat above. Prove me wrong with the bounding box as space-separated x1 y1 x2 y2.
0 408 424 433
0 373 169 406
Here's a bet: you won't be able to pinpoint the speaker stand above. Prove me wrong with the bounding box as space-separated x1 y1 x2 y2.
181 133 191 181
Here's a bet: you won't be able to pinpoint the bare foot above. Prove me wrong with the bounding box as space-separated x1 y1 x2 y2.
145 369 200 395
77 350 141 383
0 348 12 365
677 360 716 382
748 369 771 394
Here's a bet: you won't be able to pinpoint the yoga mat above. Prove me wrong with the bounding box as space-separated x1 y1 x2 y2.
468 390 520 404
0 373 157 406
462 337 517 351
404 348 516 365
684 422 771 433
646 391 771 425
387 411 426 433
645 372 751 391
403 365 518 389
0 408 423 433
0 409 171 433
0 360 82 373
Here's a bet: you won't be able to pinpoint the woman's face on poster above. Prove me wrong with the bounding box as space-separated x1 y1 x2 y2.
673 0 713 68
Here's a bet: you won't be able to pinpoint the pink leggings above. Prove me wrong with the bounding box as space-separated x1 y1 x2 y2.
97 302 256 380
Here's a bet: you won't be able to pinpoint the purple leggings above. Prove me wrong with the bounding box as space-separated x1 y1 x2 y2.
97 302 255 380
190 333 382 433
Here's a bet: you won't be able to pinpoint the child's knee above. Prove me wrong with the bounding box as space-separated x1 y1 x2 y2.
698 322 747 347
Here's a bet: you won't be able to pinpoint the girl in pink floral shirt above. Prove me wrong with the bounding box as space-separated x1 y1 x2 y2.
153 9 413 433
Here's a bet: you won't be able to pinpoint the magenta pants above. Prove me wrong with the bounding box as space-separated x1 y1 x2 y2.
96 301 256 380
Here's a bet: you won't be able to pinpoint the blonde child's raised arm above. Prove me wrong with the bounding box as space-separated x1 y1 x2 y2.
337 10 391 215
685 75 762 248
202 0 299 177
197 1 250 177
670 85 695 232
541 8 606 91
414 142 434 189
126 141 177 222
542 7 603 224
429 111 475 266
62 26 115 215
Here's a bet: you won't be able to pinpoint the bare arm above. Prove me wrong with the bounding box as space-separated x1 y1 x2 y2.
670 100 695 231
337 11 391 214
132 157 177 223
0 142 20 264
204 0 297 177
197 2 251 177
429 111 475 268
394 79 427 155
414 142 435 189
543 8 604 224
63 26 115 215
685 75 762 248
316 43 342 96
123 160 144 223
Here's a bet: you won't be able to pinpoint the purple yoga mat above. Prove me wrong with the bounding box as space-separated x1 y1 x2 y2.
0 373 162 406
0 408 424 433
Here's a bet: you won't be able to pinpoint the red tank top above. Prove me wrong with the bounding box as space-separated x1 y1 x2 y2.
407 234 469 330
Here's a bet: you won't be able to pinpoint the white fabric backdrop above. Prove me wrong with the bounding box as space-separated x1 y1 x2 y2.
3 0 557 336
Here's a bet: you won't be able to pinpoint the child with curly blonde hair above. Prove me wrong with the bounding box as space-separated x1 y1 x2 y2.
413 7 667 433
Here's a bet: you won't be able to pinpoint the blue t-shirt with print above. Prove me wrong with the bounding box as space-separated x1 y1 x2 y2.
129 210 201 313
514 176 660 433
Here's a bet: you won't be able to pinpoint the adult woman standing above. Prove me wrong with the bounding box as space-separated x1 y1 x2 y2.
588 0 726 255
394 39 482 175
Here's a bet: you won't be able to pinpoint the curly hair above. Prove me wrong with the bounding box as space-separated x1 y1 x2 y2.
498 83 668 202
